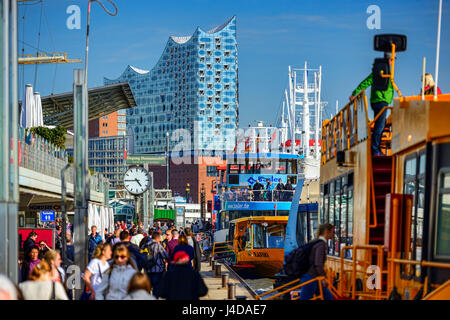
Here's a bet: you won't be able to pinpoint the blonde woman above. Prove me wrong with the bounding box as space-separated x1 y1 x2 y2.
95 244 137 300
18 260 68 300
43 249 65 283
422 73 442 95
82 243 112 300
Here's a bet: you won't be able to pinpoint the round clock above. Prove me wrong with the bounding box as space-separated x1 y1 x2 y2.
123 166 151 195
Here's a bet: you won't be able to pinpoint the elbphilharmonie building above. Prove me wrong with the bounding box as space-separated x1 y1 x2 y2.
104 17 238 154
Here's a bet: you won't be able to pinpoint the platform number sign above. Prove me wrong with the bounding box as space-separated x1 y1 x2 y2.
40 211 55 222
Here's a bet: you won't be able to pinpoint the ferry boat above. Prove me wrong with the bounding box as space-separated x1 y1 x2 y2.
212 151 320 277
257 33 450 300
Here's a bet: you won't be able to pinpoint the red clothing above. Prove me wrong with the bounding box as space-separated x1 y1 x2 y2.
166 238 179 260
424 85 442 95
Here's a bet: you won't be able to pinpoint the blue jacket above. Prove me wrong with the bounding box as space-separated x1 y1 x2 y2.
88 233 103 259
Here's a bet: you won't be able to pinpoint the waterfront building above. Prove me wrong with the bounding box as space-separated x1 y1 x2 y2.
104 16 239 154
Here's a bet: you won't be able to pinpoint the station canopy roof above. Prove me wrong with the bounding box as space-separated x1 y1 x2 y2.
38 82 136 128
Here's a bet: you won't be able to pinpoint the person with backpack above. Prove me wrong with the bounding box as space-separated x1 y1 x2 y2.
88 226 103 261
299 223 335 300
95 244 137 300
118 230 146 271
143 232 168 298
82 243 112 300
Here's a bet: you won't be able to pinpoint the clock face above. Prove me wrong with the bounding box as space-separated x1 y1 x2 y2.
123 166 150 195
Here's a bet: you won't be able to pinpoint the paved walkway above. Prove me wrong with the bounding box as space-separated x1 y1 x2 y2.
200 261 254 300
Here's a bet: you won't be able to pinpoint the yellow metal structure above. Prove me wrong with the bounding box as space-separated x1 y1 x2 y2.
18 52 82 65
319 89 450 300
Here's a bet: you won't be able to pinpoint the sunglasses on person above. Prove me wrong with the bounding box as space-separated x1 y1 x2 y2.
114 255 127 260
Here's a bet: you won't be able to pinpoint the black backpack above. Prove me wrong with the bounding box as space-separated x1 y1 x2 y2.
142 242 158 271
283 239 321 278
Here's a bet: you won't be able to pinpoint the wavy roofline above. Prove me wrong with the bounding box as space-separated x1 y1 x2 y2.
170 16 235 44
104 16 236 82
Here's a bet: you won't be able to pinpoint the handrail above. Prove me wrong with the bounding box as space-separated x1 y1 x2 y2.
212 240 234 257
256 278 300 299
387 258 450 269
339 244 385 300
256 276 326 300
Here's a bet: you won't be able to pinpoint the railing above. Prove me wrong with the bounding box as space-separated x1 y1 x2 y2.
221 189 295 203
339 244 387 300
212 240 234 259
255 276 338 300
19 127 106 194
321 90 369 165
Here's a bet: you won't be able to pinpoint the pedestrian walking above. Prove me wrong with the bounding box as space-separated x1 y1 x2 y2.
0 274 19 300
184 227 202 272
22 231 37 258
82 243 112 300
119 230 146 271
88 225 103 261
95 244 138 300
171 234 194 266
159 251 208 300
162 229 172 250
166 230 179 258
131 228 145 247
124 273 156 300
43 249 65 283
38 240 50 260
143 232 169 298
20 245 40 283
299 223 335 300
19 260 68 300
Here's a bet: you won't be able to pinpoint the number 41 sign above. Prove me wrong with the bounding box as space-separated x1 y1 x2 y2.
40 211 55 222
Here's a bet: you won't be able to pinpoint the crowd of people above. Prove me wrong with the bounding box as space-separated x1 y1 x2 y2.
1 219 212 300
222 177 295 202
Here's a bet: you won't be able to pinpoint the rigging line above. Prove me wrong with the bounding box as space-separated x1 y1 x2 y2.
33 0 44 89
20 4 27 100
19 40 50 53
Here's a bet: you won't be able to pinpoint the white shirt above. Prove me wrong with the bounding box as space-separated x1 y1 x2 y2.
19 280 68 300
86 258 110 291
131 234 144 247
95 264 137 300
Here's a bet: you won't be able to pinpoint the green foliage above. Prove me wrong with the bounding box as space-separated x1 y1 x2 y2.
68 155 73 164
28 126 67 149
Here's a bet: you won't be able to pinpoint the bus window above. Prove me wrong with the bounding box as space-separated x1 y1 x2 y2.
253 223 286 249
436 170 450 259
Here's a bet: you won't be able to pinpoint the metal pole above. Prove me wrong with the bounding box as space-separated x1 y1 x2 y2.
149 172 154 227
61 163 70 262
422 57 426 101
166 132 169 190
0 0 11 279
434 0 442 101
73 69 88 297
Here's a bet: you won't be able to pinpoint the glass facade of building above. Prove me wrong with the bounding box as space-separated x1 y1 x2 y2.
68 135 130 188
104 17 238 154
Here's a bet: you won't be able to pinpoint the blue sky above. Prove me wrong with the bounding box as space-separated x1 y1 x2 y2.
19 0 449 126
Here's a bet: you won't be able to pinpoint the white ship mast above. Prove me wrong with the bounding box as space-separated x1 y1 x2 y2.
280 62 327 179
281 62 327 160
